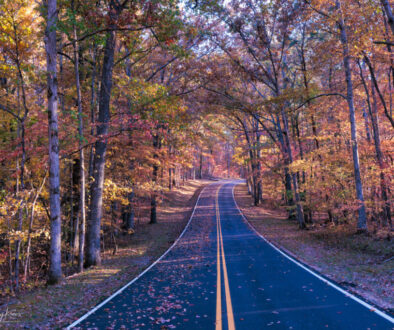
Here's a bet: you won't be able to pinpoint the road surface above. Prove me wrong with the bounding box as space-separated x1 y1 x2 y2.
69 181 394 329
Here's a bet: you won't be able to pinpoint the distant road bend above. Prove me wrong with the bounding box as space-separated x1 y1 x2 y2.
68 181 394 329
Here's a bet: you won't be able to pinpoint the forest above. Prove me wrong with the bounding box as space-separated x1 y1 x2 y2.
0 0 392 304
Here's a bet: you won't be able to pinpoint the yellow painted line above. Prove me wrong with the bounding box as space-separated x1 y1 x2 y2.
216 193 222 330
216 186 236 330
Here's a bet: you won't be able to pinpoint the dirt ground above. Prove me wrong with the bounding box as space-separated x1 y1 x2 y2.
0 179 212 329
234 183 394 315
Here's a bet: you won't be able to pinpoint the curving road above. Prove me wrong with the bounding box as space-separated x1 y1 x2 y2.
68 181 394 329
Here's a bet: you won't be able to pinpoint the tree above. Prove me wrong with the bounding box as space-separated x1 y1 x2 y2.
44 0 62 284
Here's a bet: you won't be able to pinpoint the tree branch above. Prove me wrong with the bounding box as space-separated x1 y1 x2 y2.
294 93 347 111
61 26 153 49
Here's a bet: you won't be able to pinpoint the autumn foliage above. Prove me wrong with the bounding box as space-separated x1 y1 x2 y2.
0 0 392 295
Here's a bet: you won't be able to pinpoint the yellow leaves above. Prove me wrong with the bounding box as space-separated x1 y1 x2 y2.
7 228 49 244
0 0 41 57
289 159 317 174
103 179 132 205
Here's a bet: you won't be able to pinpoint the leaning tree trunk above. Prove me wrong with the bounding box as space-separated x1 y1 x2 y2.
86 14 117 267
370 77 392 228
381 0 394 35
337 1 368 232
359 60 391 228
45 0 62 284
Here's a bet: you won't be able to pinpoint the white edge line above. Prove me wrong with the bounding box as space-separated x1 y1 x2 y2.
231 182 394 324
67 184 211 329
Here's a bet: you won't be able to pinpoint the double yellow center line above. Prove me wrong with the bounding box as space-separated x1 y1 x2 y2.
215 186 236 330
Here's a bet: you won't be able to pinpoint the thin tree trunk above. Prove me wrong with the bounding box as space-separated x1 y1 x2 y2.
24 174 47 281
371 77 392 227
14 207 23 290
86 20 117 267
45 0 62 283
13 28 30 290
88 44 98 186
72 8 87 272
337 0 368 232
14 86 24 291
281 108 305 229
359 60 391 227
361 105 372 143
150 133 159 224
70 159 79 262
199 148 203 179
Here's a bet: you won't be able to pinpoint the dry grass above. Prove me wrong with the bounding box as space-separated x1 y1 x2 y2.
234 183 394 314
0 179 212 329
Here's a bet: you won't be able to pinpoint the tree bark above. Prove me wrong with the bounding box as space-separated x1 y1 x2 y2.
86 2 118 267
370 77 392 228
88 43 98 186
337 1 368 232
358 60 391 227
45 0 62 284
72 8 87 272
280 108 305 229
123 191 135 230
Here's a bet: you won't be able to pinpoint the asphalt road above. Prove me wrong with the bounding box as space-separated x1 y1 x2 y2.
68 181 394 329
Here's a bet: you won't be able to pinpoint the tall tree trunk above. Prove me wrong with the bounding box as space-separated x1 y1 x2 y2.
337 1 368 232
238 116 259 205
14 90 25 291
14 33 30 290
86 4 118 267
274 114 295 219
371 77 392 228
45 0 62 284
70 159 80 263
359 60 391 227
72 10 87 272
88 44 98 186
